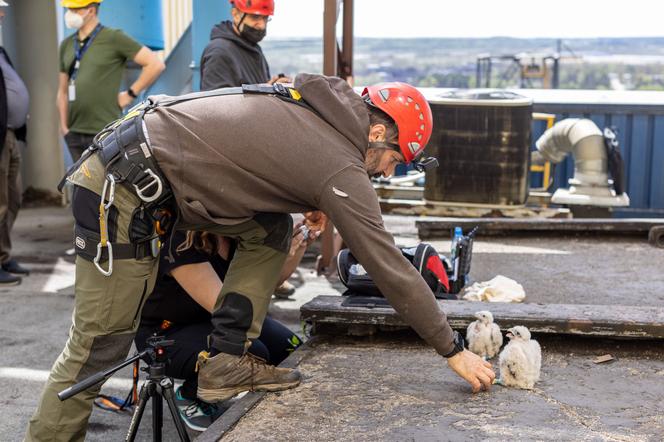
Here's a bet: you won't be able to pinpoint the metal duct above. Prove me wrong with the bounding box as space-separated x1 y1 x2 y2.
535 118 629 207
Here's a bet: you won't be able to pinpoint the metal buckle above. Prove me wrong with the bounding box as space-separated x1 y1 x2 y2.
133 169 163 203
94 174 116 276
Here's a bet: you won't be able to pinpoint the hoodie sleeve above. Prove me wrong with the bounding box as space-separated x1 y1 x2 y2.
318 165 456 356
200 46 243 91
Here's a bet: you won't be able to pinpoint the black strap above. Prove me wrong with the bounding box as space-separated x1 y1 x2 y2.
74 223 152 262
146 83 309 111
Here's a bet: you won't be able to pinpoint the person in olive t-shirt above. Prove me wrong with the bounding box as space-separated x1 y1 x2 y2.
57 0 164 160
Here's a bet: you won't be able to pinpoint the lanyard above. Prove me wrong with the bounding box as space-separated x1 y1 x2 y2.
70 23 104 81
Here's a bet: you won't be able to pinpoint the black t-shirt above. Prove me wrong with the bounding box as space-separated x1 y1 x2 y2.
140 231 233 326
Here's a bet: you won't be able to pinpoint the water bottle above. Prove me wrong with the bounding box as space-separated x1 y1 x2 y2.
450 227 463 262
450 227 462 281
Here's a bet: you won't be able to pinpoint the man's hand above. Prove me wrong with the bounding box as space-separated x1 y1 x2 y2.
303 211 328 232
446 350 496 393
268 75 292 85
118 91 134 109
290 222 321 257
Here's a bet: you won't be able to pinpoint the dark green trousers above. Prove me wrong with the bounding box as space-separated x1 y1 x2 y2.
26 153 290 441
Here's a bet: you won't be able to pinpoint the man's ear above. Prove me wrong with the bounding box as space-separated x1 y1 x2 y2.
231 7 241 24
369 124 386 142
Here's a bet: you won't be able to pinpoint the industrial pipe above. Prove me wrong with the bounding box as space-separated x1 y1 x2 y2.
535 118 629 207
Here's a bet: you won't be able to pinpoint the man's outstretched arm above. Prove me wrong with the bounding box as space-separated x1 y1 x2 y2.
318 165 495 391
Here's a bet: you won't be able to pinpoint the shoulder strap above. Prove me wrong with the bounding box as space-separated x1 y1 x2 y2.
148 83 305 109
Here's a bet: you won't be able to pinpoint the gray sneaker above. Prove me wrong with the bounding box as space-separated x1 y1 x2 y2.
197 351 301 403
174 386 226 432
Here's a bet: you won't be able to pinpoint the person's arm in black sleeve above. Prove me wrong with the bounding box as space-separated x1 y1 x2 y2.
200 47 242 90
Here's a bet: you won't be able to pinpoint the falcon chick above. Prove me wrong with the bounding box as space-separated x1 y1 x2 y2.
498 326 541 389
466 310 503 359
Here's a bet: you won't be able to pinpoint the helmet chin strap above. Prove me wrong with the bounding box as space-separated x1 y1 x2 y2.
367 142 439 172
367 141 400 151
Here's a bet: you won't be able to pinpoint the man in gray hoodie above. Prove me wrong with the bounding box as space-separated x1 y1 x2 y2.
200 0 287 90
27 74 494 441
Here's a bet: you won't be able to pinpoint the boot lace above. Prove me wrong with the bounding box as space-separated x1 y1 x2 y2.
238 352 275 392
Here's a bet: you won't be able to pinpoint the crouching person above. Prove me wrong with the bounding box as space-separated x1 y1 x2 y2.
27 73 494 441
134 229 309 431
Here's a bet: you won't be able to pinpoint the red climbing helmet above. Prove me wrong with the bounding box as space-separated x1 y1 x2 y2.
362 82 434 166
229 0 274 16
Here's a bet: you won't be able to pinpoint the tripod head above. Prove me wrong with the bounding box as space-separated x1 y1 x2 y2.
58 336 173 402
142 336 174 365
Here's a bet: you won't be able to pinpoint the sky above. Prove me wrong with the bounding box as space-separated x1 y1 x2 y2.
267 0 664 39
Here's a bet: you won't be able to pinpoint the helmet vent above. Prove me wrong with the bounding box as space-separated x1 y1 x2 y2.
378 89 390 102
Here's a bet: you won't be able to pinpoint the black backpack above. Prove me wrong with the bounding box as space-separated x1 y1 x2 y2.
336 243 455 300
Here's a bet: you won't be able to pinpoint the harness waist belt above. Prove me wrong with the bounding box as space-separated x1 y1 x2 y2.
74 224 153 262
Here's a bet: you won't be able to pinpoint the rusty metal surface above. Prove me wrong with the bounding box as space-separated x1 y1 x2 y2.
301 296 664 339
379 200 570 219
219 335 664 441
417 217 664 239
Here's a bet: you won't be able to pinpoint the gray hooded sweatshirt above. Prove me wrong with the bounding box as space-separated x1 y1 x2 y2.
144 74 455 356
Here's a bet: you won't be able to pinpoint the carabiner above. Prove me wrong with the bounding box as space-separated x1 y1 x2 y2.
100 173 115 209
93 241 113 276
95 174 116 277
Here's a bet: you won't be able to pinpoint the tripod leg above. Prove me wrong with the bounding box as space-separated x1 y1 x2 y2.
152 390 163 442
160 378 191 442
126 382 154 442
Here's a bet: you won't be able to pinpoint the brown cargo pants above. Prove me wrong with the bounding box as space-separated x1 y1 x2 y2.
25 153 289 441
0 129 22 265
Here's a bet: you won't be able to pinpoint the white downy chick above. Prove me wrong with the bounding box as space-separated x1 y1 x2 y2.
466 310 503 359
498 326 541 389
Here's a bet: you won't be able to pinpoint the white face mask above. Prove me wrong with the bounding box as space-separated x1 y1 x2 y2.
64 10 85 30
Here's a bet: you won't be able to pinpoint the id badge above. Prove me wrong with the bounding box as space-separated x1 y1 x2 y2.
68 82 76 102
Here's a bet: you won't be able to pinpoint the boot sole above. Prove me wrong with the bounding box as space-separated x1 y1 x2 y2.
197 379 301 403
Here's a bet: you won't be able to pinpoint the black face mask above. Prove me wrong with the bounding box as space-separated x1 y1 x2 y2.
240 24 266 44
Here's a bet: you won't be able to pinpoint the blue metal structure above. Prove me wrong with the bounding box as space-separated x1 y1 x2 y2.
523 89 664 217
62 0 165 50
191 0 232 91
145 25 193 96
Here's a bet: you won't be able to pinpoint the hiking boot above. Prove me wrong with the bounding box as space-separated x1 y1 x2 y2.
197 351 301 403
0 268 21 286
2 259 29 275
175 386 227 432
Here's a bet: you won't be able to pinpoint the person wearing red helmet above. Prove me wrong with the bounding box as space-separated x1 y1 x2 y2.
27 73 494 441
200 0 289 91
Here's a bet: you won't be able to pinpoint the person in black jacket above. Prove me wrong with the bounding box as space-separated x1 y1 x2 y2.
0 1 30 285
200 0 289 91
133 226 313 431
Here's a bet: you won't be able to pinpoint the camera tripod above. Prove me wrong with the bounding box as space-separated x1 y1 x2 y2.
58 336 191 442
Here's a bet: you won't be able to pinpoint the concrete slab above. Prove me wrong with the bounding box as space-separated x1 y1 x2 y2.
219 334 664 441
301 295 664 339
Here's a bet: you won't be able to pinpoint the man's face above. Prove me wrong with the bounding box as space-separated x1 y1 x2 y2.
68 6 94 23
364 123 404 178
231 8 269 32
365 149 404 179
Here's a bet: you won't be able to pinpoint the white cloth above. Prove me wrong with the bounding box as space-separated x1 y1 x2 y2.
462 275 526 303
